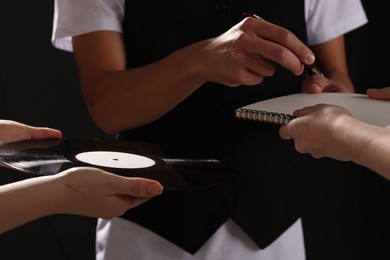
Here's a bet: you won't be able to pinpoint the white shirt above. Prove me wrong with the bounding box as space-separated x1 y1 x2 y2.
52 0 368 51
52 1 368 259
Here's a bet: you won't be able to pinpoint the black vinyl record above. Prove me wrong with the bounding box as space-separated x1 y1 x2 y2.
0 138 232 190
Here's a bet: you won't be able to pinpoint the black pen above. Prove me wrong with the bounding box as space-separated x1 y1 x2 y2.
243 12 325 77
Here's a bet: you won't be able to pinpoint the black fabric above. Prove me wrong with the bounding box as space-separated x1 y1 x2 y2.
229 121 305 248
121 174 235 254
119 0 310 254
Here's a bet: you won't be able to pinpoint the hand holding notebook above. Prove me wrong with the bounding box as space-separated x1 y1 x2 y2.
235 92 390 128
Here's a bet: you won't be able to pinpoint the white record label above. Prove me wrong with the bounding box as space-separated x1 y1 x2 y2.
75 151 155 169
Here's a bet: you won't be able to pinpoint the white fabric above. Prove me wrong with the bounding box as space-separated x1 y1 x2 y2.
51 1 368 259
52 0 368 52
96 218 305 260
304 0 368 45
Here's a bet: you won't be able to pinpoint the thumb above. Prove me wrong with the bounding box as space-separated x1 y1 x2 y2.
29 126 62 140
115 177 163 197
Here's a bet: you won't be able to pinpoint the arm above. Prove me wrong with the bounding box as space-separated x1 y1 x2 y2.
301 36 355 93
72 18 317 134
279 104 390 180
0 119 62 145
0 167 163 233
0 119 163 233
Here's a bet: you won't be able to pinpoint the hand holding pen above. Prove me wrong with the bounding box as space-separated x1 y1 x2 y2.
171 11 327 88
243 12 325 77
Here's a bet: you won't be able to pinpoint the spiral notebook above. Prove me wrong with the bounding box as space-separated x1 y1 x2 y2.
235 92 390 128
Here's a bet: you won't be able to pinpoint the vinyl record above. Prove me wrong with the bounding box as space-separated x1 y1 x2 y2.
0 139 232 190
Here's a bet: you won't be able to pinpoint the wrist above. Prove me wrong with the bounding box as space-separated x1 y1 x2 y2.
335 115 377 165
172 40 211 86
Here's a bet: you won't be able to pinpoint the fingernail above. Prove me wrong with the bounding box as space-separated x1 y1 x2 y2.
148 183 163 195
298 64 304 75
305 52 315 64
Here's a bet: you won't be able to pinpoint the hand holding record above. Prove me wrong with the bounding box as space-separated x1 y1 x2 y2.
0 138 232 190
0 120 164 233
0 119 62 146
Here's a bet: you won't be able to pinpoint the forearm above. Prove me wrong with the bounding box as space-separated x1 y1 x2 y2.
336 118 390 179
75 21 320 134
311 36 354 92
0 176 60 233
84 46 206 134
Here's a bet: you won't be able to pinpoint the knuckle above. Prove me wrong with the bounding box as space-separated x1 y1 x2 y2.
240 17 256 29
276 28 294 44
129 183 142 196
272 46 290 61
232 33 250 49
232 51 246 63
294 143 306 154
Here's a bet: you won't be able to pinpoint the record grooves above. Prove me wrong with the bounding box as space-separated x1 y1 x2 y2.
0 139 232 190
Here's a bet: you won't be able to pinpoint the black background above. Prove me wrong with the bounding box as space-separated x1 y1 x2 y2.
0 0 389 259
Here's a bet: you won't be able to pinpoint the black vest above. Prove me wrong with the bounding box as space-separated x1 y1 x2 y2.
120 0 307 254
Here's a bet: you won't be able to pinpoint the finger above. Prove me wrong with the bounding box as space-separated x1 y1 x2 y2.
301 75 327 93
310 152 325 159
115 177 163 197
229 63 266 86
367 88 390 100
235 32 304 76
239 70 265 86
292 106 317 117
256 21 315 65
29 127 63 140
232 52 275 85
278 125 292 140
234 51 276 76
241 19 314 75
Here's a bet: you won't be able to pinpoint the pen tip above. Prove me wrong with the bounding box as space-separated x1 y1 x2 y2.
243 12 263 20
304 64 325 77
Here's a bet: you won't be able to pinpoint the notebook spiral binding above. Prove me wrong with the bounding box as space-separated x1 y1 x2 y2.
235 108 294 125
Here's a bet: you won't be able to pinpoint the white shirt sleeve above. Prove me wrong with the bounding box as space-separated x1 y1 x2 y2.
52 0 124 52
52 0 368 52
305 0 368 45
